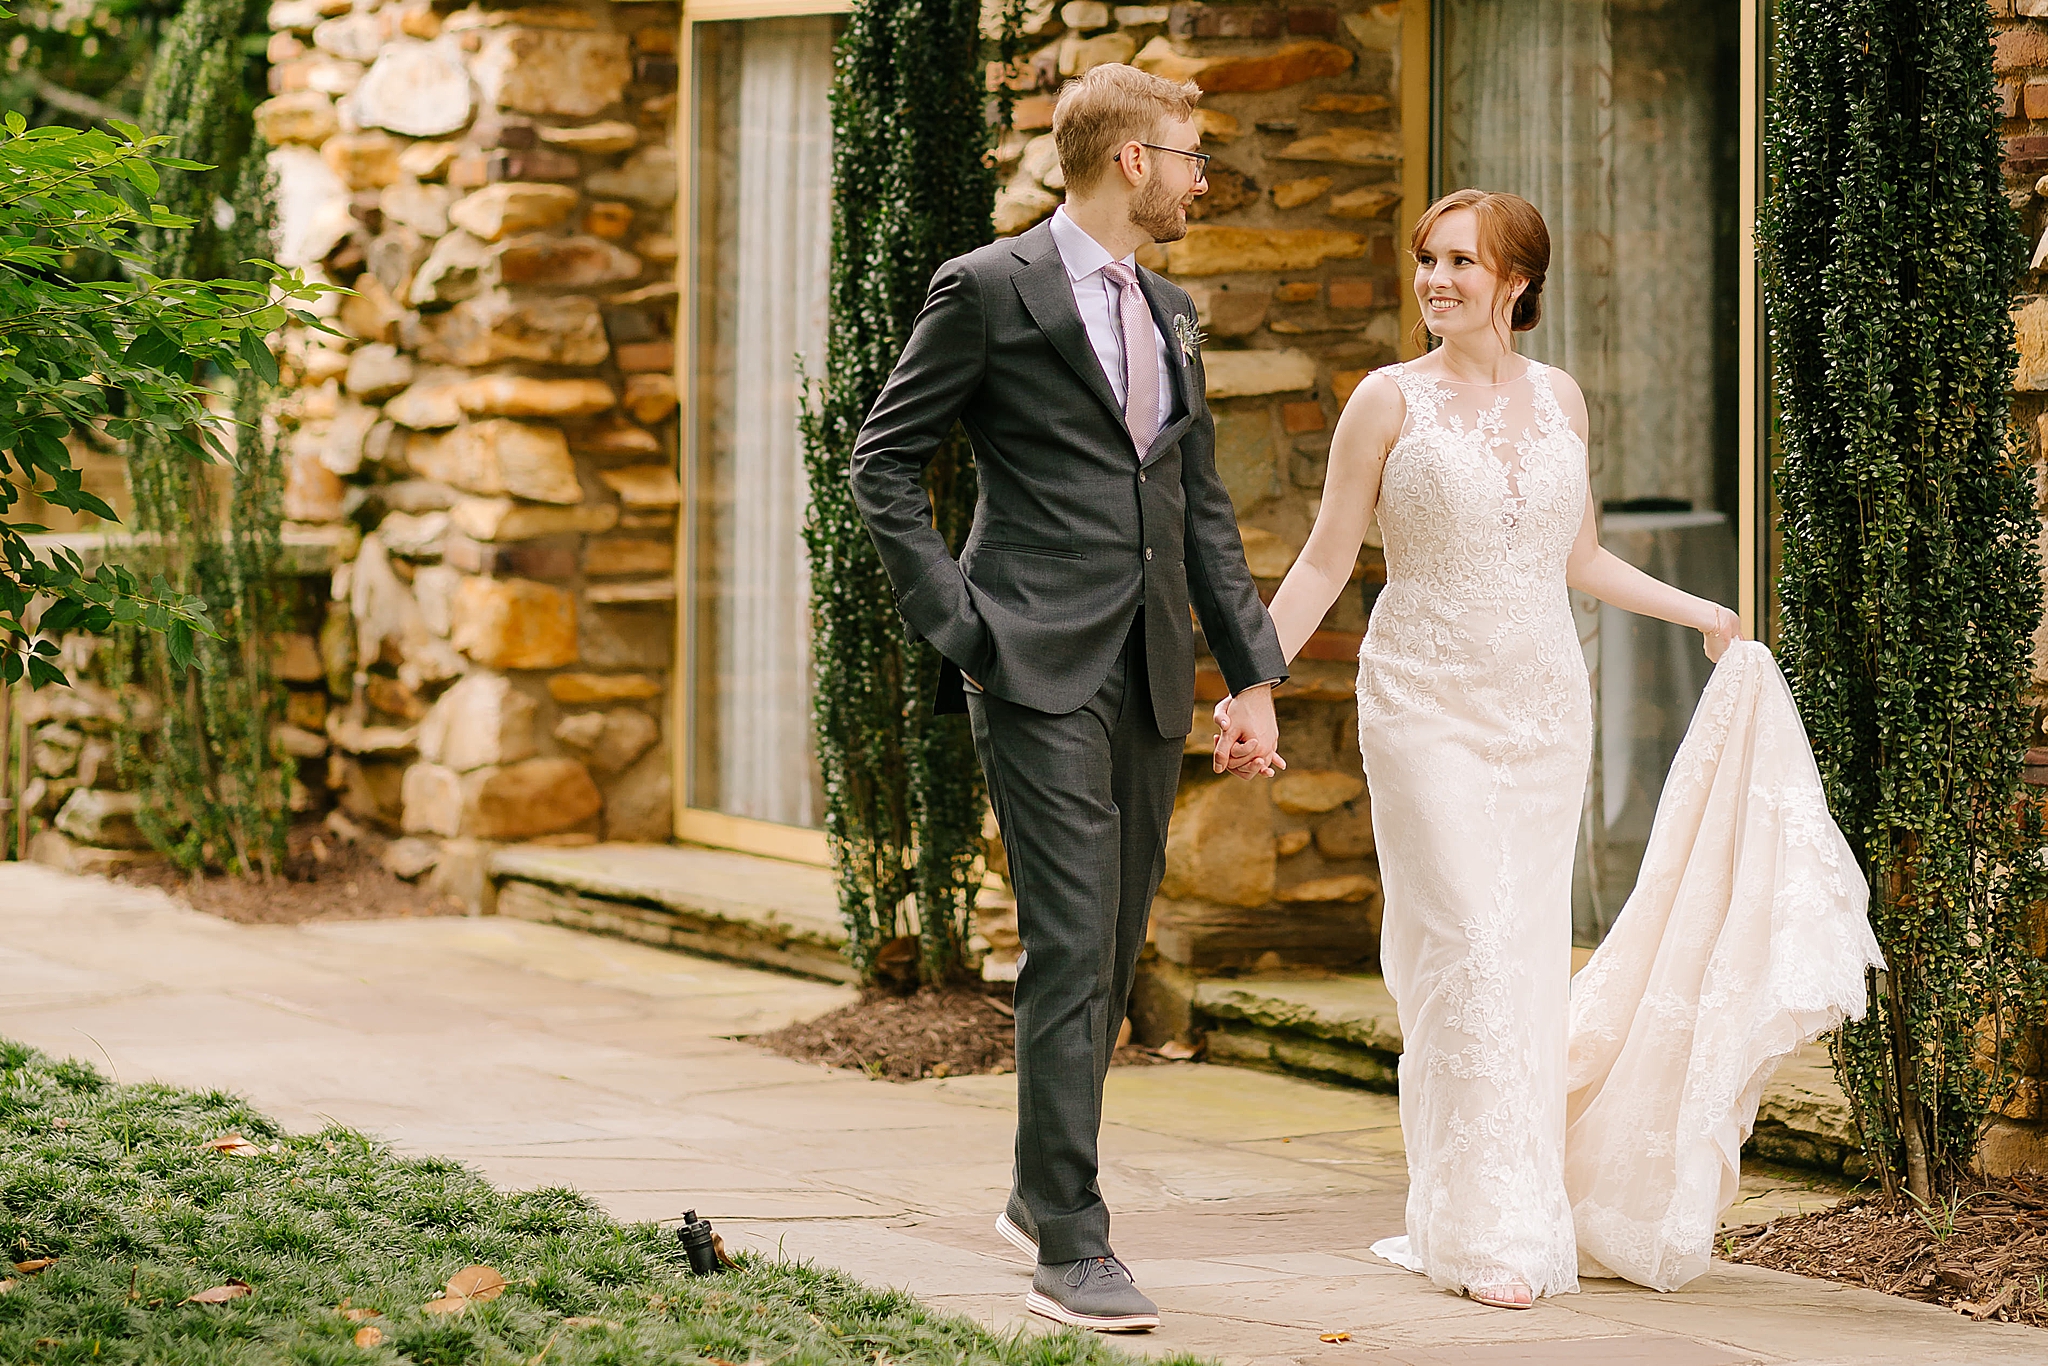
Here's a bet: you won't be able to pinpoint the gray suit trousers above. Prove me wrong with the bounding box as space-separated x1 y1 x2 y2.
966 613 1182 1264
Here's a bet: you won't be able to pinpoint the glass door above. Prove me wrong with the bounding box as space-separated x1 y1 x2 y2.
1435 0 1745 940
682 13 838 850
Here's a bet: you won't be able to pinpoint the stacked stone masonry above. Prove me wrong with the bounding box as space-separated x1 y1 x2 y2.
257 0 683 897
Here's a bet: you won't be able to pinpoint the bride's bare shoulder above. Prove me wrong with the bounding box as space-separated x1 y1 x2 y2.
1344 366 1407 419
1335 367 1407 453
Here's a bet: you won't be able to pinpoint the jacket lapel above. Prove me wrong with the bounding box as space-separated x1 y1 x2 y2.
1011 228 1127 431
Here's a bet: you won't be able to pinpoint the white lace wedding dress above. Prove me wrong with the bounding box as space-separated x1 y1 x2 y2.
1357 361 1883 1298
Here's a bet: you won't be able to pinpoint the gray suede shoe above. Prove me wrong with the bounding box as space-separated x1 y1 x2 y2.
994 1190 1037 1261
1026 1256 1159 1332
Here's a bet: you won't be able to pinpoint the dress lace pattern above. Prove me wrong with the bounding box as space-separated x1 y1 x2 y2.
1359 361 1591 1299
1358 364 1880 1298
1561 642 1883 1290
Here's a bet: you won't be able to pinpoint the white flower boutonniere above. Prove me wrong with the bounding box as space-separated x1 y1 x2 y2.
1172 312 1205 364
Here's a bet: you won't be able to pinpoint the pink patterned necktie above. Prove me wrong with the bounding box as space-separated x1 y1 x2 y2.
1101 260 1159 458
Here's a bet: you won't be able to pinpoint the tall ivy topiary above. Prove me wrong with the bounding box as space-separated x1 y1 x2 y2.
113 0 290 876
1762 0 2048 1202
800 0 1025 984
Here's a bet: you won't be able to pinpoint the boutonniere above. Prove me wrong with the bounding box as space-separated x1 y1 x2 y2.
1172 313 1205 364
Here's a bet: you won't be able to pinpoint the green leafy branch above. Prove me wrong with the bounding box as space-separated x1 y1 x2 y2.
0 105 336 688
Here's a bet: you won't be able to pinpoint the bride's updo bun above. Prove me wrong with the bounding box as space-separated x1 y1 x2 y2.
1411 188 1551 335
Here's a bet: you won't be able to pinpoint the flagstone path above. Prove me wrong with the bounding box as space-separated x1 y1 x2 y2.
1 862 2034 1365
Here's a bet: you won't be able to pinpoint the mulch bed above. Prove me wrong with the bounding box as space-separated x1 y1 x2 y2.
117 815 467 925
1720 1176 2048 1327
753 982 1187 1082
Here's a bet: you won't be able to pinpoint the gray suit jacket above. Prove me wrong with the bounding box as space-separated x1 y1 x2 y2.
849 219 1286 739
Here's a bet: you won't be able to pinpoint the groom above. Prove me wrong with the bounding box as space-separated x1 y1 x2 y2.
850 63 1287 1331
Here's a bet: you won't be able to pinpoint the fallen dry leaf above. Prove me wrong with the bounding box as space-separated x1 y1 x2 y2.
424 1264 508 1315
560 1316 622 1328
0 1280 15 1294
354 1324 385 1348
337 1299 382 1323
1319 1330 1351 1342
185 1280 253 1304
1156 1039 1200 1060
12 1259 55 1275
205 1133 263 1157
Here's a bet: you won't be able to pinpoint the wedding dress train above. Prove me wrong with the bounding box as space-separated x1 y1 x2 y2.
1355 361 1882 1297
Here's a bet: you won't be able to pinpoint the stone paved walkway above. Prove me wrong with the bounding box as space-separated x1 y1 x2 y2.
2 863 2036 1365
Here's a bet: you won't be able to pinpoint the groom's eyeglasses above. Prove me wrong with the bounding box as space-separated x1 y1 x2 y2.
1118 143 1210 181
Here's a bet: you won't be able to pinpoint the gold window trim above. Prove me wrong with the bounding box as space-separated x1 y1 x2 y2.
671 1 849 869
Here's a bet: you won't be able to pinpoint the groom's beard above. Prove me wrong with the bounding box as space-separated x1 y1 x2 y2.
1129 176 1189 243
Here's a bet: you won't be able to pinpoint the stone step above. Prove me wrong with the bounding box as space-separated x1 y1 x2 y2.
488 842 855 983
1144 966 1866 1178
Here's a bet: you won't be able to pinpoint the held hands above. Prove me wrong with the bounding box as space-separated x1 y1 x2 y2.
1211 685 1286 779
1700 604 1744 664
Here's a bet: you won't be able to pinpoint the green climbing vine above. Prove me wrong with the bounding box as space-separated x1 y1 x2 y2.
800 0 1027 985
1761 0 2048 1203
113 0 292 876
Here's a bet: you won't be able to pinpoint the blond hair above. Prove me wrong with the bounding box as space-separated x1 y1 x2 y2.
1052 63 1202 197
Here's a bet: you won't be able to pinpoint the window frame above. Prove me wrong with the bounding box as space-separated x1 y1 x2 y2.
1406 0 1769 636
672 0 851 866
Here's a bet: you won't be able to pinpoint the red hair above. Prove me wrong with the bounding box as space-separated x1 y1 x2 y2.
1410 189 1550 345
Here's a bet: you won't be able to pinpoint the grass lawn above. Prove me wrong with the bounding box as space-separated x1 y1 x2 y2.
0 1040 1203 1365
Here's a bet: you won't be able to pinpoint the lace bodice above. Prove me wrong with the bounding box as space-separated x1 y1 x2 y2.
1360 360 1592 779
1375 360 1587 599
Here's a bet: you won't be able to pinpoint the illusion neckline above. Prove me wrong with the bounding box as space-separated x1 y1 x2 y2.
1409 360 1539 389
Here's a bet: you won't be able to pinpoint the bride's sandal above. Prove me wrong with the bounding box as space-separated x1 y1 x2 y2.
1466 1280 1533 1310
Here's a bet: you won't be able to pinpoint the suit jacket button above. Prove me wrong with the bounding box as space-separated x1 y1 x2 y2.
1139 472 1147 483
1144 547 1154 561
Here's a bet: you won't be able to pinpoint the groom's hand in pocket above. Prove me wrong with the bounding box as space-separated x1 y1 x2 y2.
1212 685 1284 779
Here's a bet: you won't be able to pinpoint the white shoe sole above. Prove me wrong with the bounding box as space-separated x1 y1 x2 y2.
994 1210 1037 1261
1025 1289 1159 1333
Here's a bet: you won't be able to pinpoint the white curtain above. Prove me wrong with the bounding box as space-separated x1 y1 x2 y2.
1440 0 1736 937
705 18 834 827
1443 0 1615 478
1441 0 1723 508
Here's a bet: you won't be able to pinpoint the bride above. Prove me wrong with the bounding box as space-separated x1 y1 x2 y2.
1217 189 1878 1310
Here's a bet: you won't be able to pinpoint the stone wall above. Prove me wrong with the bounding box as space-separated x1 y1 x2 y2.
980 0 1404 986
256 0 683 897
